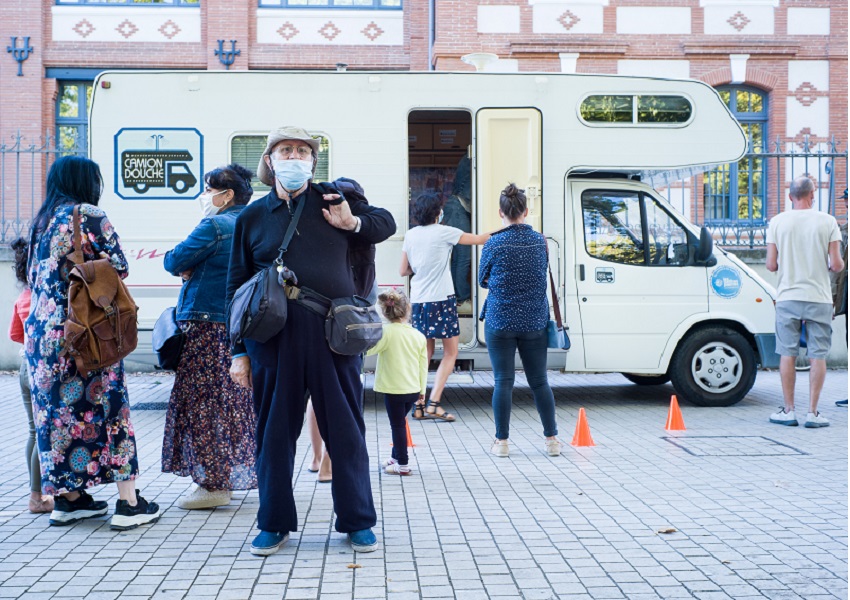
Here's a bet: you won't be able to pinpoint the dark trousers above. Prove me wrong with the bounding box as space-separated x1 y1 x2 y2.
383 393 417 466
248 302 377 534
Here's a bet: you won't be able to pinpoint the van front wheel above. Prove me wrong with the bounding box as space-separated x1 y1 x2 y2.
669 327 756 407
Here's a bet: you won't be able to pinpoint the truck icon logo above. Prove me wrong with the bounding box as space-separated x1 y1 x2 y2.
595 267 614 283
121 150 197 194
114 128 203 201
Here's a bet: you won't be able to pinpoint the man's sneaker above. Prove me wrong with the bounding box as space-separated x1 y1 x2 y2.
836 399 848 407
177 486 231 510
545 438 562 457
110 491 161 531
382 457 398 467
250 531 289 556
348 528 378 552
385 463 412 475
491 439 509 457
49 490 108 526
805 412 830 428
769 408 798 426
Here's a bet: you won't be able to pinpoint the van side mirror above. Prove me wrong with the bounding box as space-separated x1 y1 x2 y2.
695 226 716 266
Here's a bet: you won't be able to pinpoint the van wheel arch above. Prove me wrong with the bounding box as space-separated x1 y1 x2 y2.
668 322 758 407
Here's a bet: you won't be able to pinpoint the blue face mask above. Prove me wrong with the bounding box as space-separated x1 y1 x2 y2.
272 159 313 191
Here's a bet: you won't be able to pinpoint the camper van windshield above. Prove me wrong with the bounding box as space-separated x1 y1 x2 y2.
581 95 692 125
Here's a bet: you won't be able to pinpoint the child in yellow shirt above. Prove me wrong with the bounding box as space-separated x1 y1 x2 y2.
367 289 428 475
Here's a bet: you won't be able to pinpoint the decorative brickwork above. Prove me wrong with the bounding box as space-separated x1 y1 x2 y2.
727 11 752 32
558 10 580 31
115 19 139 39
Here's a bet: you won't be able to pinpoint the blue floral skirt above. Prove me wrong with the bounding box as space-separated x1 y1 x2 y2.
412 296 460 339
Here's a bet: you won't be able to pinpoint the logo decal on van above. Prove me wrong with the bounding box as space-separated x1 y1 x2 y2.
114 128 203 200
710 266 742 298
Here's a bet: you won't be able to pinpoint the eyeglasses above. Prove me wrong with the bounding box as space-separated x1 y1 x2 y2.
275 145 313 159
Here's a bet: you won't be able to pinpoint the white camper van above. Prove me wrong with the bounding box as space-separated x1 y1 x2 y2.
89 70 779 407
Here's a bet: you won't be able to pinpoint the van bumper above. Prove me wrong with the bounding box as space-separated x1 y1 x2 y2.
754 333 780 369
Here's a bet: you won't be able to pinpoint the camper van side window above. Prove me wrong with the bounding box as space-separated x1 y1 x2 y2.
580 95 692 125
582 191 645 265
231 134 330 192
637 96 692 123
580 96 633 123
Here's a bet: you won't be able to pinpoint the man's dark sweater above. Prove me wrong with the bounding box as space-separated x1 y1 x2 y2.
226 184 396 354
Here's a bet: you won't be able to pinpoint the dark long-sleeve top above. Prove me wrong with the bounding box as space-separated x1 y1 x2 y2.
226 185 396 354
478 223 549 332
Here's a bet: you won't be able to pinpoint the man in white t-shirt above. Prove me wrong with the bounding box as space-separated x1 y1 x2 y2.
766 176 844 428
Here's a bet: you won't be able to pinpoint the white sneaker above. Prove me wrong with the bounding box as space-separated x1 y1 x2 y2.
177 486 232 510
491 439 509 457
545 438 562 457
805 411 830 428
382 457 398 467
769 408 798 426
457 300 473 315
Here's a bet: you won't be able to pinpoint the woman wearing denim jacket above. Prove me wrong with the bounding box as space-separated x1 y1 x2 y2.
479 184 561 459
162 164 258 509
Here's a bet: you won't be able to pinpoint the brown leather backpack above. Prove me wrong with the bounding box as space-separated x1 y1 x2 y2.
63 205 138 372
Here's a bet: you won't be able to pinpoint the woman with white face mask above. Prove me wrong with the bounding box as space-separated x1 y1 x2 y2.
162 164 258 509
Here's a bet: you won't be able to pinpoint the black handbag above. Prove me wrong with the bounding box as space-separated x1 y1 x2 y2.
152 307 186 370
228 196 305 346
325 295 383 355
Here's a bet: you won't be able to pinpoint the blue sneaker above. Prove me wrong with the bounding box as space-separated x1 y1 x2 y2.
250 531 289 556
348 528 378 552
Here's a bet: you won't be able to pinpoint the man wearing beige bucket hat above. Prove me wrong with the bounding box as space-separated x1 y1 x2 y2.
226 126 396 556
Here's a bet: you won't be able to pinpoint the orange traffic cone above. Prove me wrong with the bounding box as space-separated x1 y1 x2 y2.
570 408 596 447
390 419 416 447
405 419 416 447
665 395 686 431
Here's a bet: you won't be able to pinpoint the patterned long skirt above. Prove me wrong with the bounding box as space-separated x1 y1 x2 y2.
161 321 257 490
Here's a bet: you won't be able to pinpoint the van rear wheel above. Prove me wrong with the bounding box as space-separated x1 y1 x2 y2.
622 373 670 386
669 327 756 407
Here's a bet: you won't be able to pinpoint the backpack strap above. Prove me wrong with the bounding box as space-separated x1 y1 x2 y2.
69 205 85 266
274 191 307 267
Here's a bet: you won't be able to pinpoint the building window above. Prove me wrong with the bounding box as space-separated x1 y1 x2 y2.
56 0 199 5
704 86 768 223
258 0 401 8
230 134 330 194
579 95 692 125
56 81 93 155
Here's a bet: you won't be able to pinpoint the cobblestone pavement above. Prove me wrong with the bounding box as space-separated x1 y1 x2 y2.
0 369 846 600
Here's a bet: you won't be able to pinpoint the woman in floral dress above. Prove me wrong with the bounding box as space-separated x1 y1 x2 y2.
26 156 159 530
161 164 258 509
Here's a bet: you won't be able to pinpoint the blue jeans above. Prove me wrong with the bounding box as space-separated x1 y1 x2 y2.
485 326 557 440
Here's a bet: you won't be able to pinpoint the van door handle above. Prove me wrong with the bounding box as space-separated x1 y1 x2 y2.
579 264 585 281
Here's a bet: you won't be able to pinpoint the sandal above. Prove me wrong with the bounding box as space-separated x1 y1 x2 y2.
412 401 427 420
425 401 455 422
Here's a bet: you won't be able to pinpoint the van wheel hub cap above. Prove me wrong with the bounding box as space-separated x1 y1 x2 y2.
691 342 742 394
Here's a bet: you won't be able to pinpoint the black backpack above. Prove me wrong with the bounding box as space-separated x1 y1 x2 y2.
314 178 376 301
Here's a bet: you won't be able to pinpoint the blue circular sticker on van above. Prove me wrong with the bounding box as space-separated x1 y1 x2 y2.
710 266 742 298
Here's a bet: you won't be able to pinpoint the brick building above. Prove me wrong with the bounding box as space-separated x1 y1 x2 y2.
0 0 846 234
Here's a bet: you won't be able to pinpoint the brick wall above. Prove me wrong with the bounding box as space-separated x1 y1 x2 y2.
0 0 845 225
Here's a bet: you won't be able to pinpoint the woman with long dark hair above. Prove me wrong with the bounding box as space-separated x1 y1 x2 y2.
161 164 258 509
479 184 560 458
26 155 160 529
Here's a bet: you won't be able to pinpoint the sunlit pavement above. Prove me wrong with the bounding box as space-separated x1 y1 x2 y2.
0 369 845 600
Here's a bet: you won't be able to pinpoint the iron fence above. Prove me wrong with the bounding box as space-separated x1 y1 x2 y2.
0 130 85 245
659 135 847 248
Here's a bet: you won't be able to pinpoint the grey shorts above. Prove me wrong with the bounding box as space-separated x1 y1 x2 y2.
775 300 833 359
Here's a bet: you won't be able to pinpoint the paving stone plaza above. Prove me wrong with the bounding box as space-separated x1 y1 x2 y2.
0 370 846 600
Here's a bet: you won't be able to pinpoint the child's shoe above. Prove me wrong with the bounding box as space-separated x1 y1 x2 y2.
385 463 411 475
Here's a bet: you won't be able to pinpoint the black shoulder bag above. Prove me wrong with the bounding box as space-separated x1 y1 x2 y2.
228 196 305 346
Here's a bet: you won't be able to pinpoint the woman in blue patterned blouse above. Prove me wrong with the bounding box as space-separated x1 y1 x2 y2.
479 184 560 458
